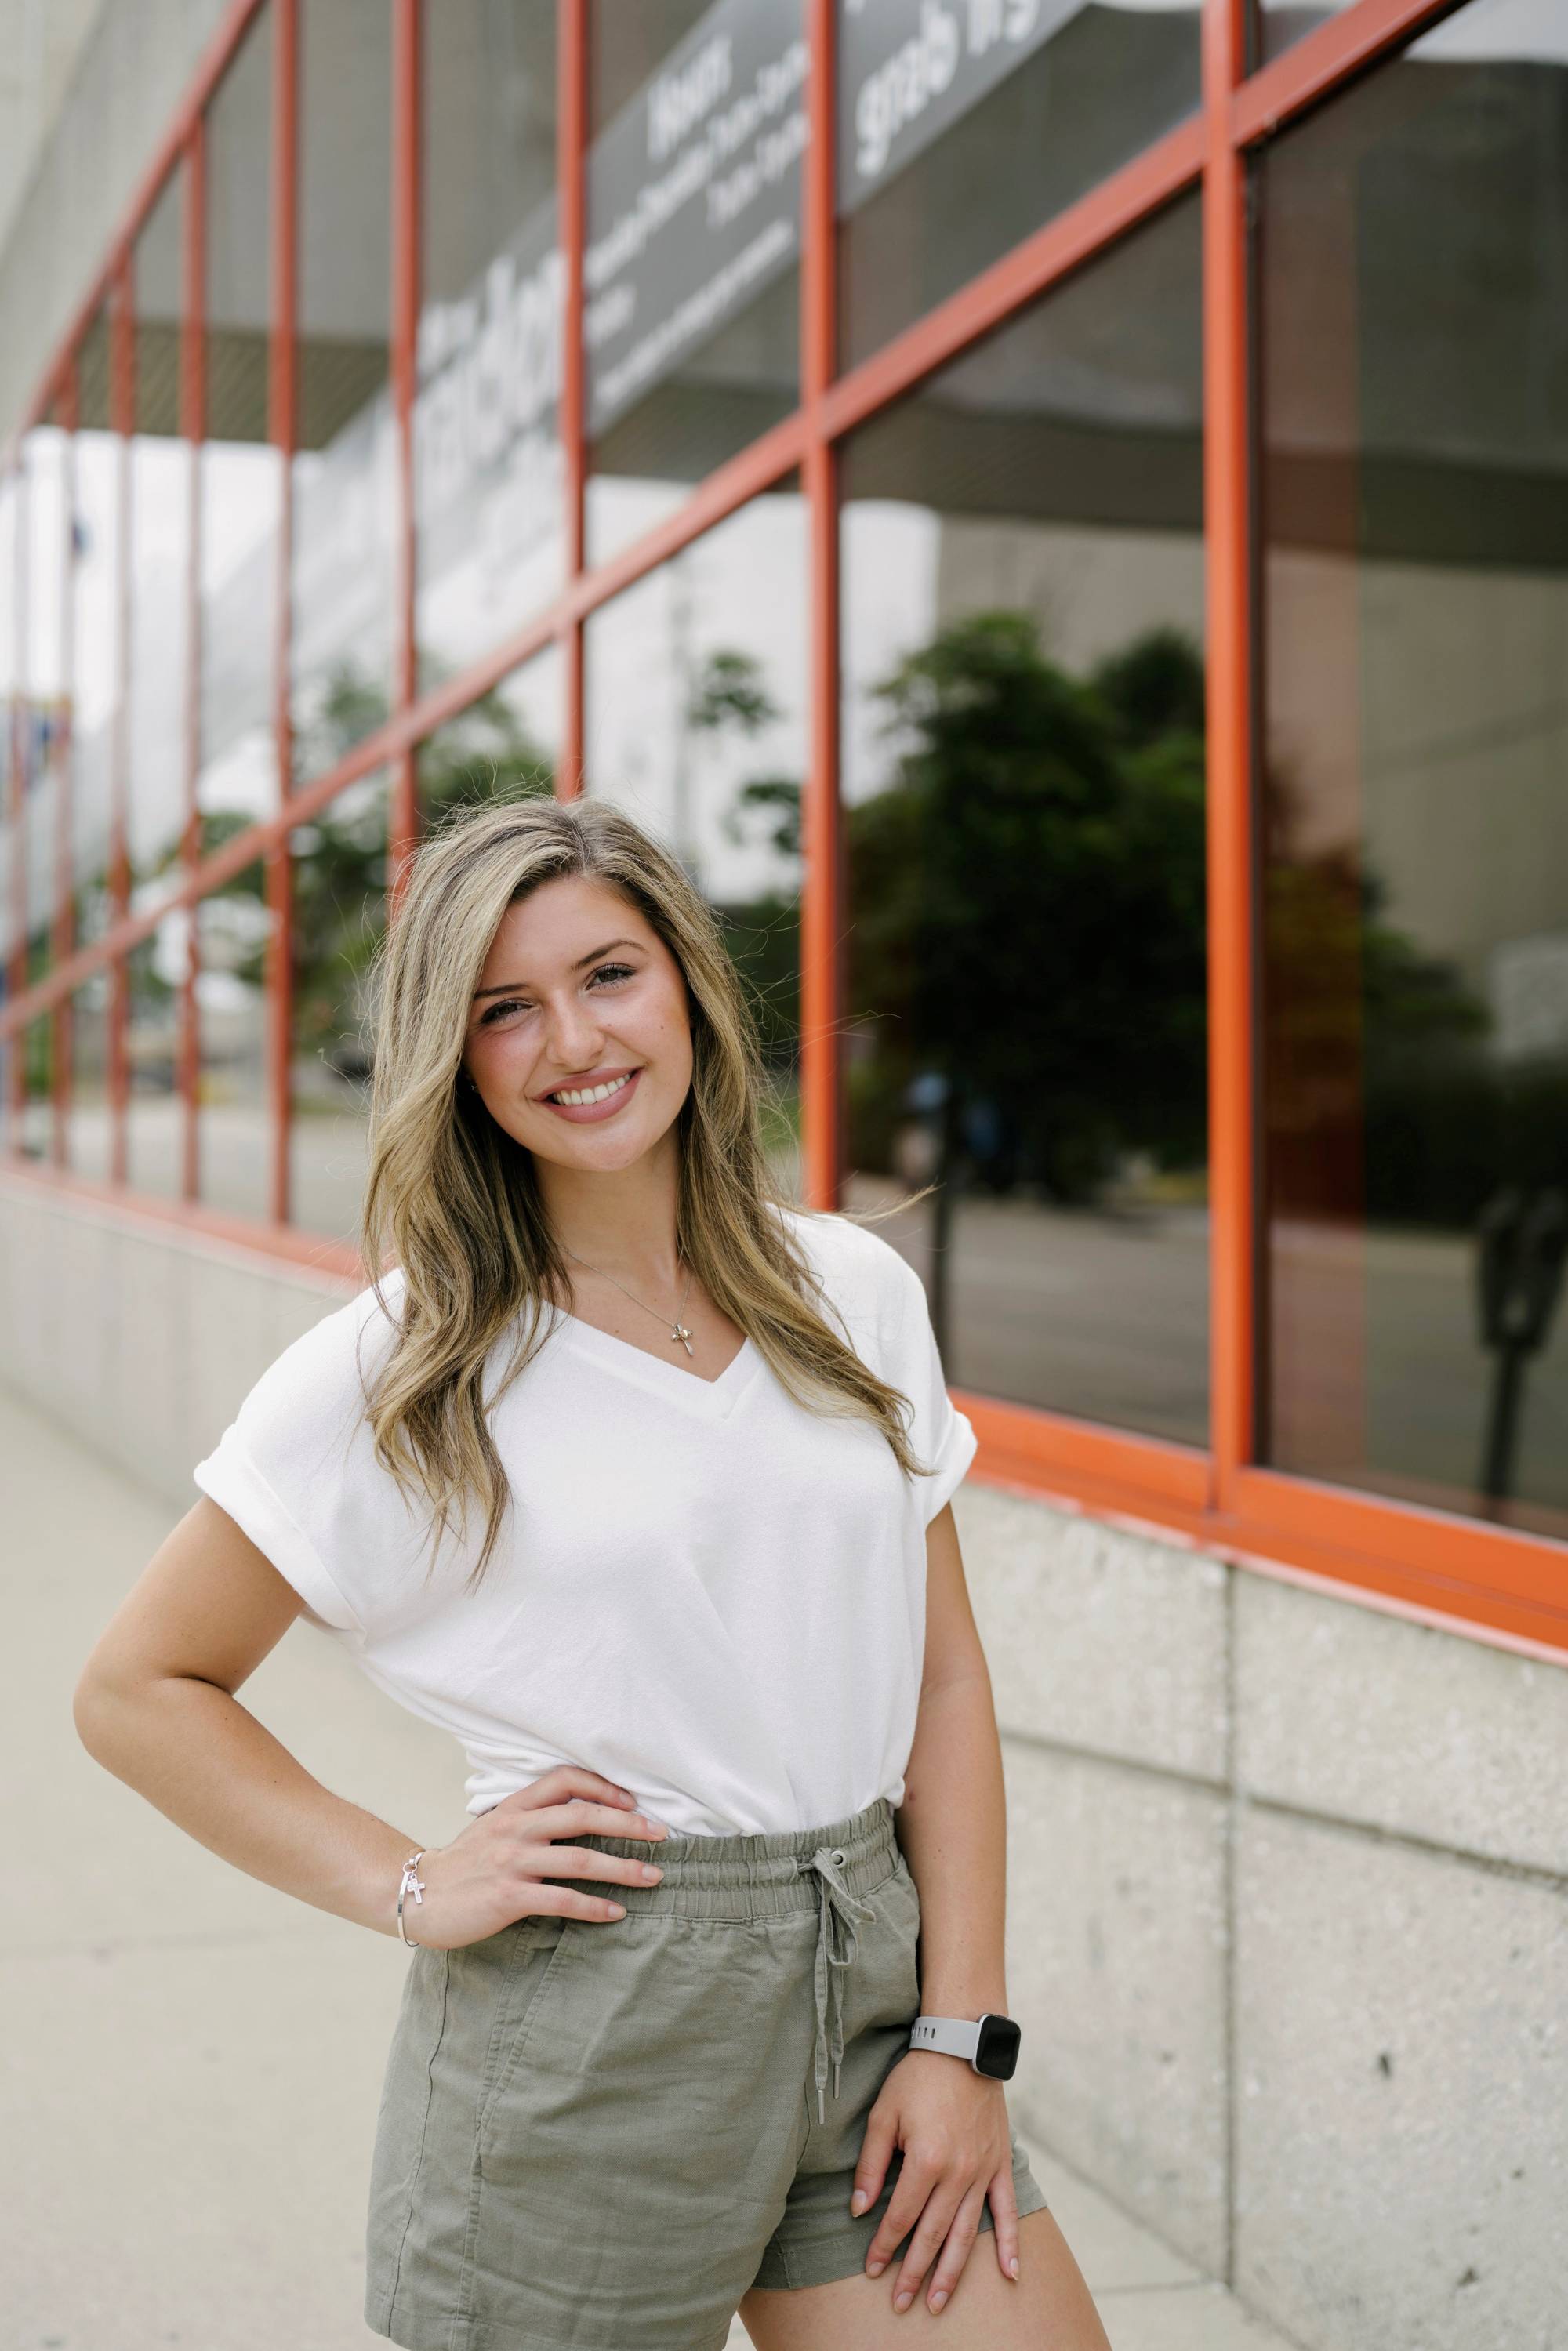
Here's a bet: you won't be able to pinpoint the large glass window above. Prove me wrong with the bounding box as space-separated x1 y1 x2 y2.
584 0 806 564
416 644 562 821
198 854 275 1220
841 194 1207 1445
201 2 280 837
23 421 69 992
72 306 119 949
585 486 808 1198
836 0 1200 371
126 169 191 1199
291 0 394 778
68 971 112 1181
290 773 389 1241
1255 2 1354 69
1258 2 1568 1542
0 462 19 1102
18 1011 52 1160
417 0 561 690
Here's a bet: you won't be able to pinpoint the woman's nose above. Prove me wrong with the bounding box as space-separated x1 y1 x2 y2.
543 997 607 1063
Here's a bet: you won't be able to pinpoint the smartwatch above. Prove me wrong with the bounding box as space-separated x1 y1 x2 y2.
908 2013 1022 2081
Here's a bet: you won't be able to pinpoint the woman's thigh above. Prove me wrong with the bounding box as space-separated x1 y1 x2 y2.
738 2204 1113 2351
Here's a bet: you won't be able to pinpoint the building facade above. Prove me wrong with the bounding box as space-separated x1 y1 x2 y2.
1 5 1565 2346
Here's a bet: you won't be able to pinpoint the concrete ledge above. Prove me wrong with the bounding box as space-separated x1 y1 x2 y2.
960 1478 1230 1783
0 1176 348 1514
1236 1570 1568 1880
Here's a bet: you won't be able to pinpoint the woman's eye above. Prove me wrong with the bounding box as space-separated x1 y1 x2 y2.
477 965 633 1027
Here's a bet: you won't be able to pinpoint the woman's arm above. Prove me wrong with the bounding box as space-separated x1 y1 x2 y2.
895 1500 1010 2021
73 1497 668 1947
850 1499 1022 2317
72 1497 429 1937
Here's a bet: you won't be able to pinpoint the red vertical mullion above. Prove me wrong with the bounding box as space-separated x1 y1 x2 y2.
1202 0 1255 1509
107 255 136 1187
180 125 207 1202
52 364 80 1164
800 0 839 1210
389 0 420 905
557 0 586 798
267 0 299 1227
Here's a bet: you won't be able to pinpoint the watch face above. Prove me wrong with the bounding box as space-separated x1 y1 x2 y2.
975 2014 1021 2081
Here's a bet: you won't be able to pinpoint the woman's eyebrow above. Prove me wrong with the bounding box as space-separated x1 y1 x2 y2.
471 939 641 1000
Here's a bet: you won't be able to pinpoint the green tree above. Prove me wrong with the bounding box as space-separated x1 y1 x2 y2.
847 609 1210 1207
197 661 556 1078
685 646 804 1085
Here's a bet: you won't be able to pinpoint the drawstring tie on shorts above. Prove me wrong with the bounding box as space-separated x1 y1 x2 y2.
797 1844 879 2124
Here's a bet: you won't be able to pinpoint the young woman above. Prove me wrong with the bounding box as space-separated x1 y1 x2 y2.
73 795 1112 2351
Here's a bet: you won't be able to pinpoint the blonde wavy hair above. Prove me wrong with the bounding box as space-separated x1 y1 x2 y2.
357 790 938 1590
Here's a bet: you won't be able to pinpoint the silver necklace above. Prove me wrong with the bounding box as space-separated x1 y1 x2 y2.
563 1248 697 1356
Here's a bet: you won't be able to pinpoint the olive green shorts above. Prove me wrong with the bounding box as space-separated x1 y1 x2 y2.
364 1794 1047 2351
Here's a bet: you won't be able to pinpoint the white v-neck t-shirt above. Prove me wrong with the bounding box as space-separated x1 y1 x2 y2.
191 1205 978 1837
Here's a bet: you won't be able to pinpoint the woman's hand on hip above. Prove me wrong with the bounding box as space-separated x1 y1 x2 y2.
851 2049 1022 2316
401 1765 669 1951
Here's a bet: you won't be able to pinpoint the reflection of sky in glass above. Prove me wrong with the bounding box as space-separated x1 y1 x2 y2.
291 386 397 742
586 492 806 905
129 435 191 873
24 427 67 697
72 434 120 737
198 439 278 822
1412 0 1568 63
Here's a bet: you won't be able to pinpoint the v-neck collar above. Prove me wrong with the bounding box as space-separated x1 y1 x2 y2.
546 1307 764 1420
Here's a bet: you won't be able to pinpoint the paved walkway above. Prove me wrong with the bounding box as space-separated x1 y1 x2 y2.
5 1380 1298 2349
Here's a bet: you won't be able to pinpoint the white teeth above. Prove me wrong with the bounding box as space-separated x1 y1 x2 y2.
550 1073 633 1107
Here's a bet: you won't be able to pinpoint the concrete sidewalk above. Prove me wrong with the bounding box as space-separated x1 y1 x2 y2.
4 1380 1297 2350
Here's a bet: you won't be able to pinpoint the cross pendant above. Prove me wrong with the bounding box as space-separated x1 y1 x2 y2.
670 1322 695 1355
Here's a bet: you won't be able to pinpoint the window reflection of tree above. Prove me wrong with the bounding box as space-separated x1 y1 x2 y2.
848 609 1208 1216
689 645 804 1142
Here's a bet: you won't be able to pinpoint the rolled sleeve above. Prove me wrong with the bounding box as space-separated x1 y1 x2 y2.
917 1393 979 1526
884 1246 981 1525
194 1428 365 1637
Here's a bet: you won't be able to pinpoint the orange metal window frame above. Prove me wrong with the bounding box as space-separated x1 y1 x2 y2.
5 0 1566 1666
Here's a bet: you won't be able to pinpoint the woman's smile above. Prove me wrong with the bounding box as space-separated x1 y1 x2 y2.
537 1067 644 1123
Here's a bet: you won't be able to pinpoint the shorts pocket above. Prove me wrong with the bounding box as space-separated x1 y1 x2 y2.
365 1943 452 2303
882 1853 923 2021
474 1917 575 2155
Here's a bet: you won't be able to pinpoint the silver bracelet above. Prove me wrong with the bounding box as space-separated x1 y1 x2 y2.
397 1850 427 1946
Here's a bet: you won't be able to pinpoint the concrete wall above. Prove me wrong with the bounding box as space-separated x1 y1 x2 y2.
4 1170 1565 2351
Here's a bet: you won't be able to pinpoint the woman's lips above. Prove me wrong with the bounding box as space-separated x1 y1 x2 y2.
537 1067 644 1124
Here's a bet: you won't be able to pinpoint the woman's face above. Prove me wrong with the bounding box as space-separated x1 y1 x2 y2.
461 874 694 1171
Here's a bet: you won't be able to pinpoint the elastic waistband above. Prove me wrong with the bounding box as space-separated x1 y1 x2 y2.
550 1794 898 1922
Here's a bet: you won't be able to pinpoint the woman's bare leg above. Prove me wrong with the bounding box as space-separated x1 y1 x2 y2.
737 2204 1112 2350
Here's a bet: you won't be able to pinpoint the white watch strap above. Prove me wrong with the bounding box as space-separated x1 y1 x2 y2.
909 2015 982 2064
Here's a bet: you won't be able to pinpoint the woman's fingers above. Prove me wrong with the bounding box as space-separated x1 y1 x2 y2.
505 1794 670 1928
884 2166 967 2313
535 1843 665 1888
850 2101 898 2220
989 2159 1022 2280
529 1796 670 1845
495 1768 638 1816
924 2179 991 2313
864 2143 942 2278
518 1881 637 1922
